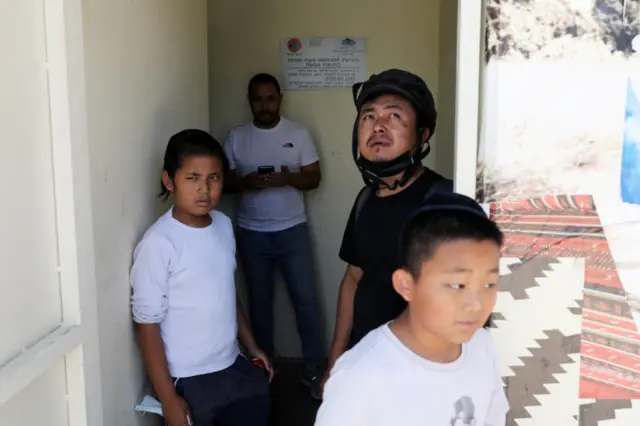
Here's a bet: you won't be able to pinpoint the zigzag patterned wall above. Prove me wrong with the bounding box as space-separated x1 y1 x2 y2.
489 195 640 425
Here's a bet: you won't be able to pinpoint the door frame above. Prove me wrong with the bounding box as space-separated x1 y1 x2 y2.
453 0 484 198
0 1 103 425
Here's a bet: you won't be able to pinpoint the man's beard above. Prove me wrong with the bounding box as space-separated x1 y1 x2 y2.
372 154 389 162
255 111 278 126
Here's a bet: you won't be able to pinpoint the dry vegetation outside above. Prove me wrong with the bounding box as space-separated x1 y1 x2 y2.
485 0 640 61
477 0 640 203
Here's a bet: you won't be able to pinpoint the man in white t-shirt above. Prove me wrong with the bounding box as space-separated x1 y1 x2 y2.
224 73 325 398
315 192 509 426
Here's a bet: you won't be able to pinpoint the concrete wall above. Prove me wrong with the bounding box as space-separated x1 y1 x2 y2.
208 0 456 357
82 0 209 424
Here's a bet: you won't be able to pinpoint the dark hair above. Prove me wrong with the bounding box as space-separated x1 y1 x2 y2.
159 129 229 201
399 209 503 279
248 73 281 96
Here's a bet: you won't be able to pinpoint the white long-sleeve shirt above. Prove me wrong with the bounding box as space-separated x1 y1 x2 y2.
130 208 239 378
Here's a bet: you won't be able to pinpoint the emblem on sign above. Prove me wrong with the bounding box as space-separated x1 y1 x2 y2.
287 38 302 53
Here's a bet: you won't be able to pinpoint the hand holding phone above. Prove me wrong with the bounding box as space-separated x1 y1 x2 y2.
257 165 275 175
243 168 270 190
265 165 291 188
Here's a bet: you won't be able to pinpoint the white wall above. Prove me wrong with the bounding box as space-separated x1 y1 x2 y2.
0 0 61 370
0 1 71 424
82 1 209 424
0 361 70 426
208 0 456 357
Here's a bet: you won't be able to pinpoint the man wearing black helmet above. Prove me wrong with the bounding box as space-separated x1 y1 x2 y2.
320 69 453 396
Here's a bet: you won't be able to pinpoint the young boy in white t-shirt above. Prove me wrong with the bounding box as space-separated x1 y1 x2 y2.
315 192 509 426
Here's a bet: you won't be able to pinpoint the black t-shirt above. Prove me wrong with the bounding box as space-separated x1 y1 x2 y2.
339 168 453 346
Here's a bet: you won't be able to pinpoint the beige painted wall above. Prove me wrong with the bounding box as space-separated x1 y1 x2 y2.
82 1 208 424
437 0 458 180
208 0 457 357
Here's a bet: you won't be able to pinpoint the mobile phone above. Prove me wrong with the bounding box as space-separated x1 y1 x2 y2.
251 357 267 369
257 165 275 175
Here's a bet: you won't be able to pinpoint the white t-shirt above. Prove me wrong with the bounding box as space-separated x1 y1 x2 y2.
130 208 239 378
315 325 509 426
224 117 320 232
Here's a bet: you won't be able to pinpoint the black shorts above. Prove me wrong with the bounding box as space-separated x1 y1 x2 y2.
174 356 270 425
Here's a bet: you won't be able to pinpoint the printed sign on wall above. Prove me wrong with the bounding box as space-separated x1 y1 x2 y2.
280 37 367 90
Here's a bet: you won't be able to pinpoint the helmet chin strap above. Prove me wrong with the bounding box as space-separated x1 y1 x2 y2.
358 155 423 190
352 120 431 190
382 165 417 190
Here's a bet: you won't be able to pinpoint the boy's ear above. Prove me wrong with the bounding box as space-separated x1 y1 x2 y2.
392 269 415 302
162 171 174 192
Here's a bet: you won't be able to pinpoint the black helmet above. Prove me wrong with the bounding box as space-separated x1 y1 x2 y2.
351 69 438 190
352 69 437 136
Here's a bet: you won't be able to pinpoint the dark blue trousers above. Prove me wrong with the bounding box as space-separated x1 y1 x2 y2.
173 356 269 425
236 222 324 372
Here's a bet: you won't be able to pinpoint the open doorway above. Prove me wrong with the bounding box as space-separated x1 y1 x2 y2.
208 0 458 361
207 0 460 423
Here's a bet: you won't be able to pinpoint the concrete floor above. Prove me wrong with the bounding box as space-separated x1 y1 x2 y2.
269 361 322 426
